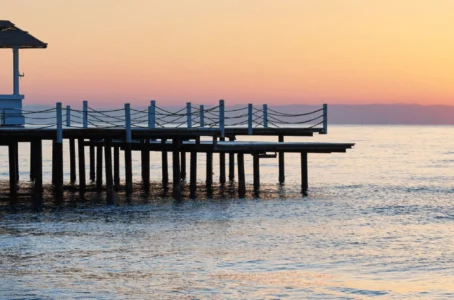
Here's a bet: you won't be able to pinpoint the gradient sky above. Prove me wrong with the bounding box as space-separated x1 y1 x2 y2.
1 0 454 106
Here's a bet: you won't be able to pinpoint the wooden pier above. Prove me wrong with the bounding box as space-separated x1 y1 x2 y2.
0 101 354 208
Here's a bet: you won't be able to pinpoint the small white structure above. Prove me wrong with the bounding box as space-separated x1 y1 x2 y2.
0 20 47 126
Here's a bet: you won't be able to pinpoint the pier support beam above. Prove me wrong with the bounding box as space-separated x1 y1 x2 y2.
78 138 86 197
180 151 186 181
228 137 235 181
69 138 76 184
206 151 213 189
172 139 181 200
161 139 168 190
113 145 120 190
96 143 103 192
190 151 197 198
141 139 150 189
301 152 308 195
219 137 226 184
253 153 260 195
237 153 245 198
124 143 133 195
104 139 113 204
89 140 95 182
8 141 18 197
278 135 285 184
53 141 64 202
30 141 35 182
31 138 42 209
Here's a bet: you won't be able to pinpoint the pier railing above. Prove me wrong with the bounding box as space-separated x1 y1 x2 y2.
1 100 328 135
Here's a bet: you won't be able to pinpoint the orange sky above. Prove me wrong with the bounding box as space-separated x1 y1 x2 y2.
1 0 454 106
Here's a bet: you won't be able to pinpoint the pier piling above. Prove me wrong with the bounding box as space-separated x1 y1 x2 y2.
161 139 168 189
69 138 76 184
89 140 95 182
8 141 18 197
278 135 285 184
104 138 113 203
77 138 86 197
190 151 197 198
206 151 213 189
301 152 308 195
113 145 120 190
96 143 103 192
237 153 245 197
253 153 260 195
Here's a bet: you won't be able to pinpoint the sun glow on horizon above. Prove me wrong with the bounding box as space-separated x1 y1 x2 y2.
1 0 454 106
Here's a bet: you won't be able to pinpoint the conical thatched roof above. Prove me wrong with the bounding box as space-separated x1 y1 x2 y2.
0 20 47 49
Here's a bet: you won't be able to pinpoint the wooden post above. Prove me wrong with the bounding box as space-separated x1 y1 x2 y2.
55 102 64 202
219 99 225 138
190 151 197 198
149 100 156 128
180 151 186 180
237 153 245 198
78 138 86 197
31 138 42 209
301 152 308 195
89 140 95 182
52 140 56 185
8 141 18 197
263 104 268 128
161 139 168 190
83 100 88 128
323 104 328 134
105 138 113 203
253 153 260 194
248 104 253 135
15 143 19 183
172 139 181 200
69 138 76 184
113 145 120 190
278 134 285 184
96 143 103 192
200 105 204 127
206 151 213 189
30 140 35 181
142 139 150 189
124 103 133 195
219 138 226 184
186 102 192 128
228 137 235 181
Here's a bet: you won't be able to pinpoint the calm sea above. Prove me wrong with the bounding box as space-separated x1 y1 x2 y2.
1 125 454 299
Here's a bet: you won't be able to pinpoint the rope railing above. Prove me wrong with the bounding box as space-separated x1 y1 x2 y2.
0 101 328 134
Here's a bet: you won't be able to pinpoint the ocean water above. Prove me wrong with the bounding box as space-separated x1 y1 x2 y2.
1 125 454 299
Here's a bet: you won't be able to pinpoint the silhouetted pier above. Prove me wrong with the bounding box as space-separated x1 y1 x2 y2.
0 100 354 208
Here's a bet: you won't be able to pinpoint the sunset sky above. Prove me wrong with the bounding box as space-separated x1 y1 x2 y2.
1 0 454 106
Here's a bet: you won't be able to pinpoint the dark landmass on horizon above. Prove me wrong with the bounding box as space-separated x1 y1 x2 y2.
23 104 454 125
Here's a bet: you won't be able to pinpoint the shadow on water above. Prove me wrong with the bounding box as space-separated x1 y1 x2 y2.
0 180 307 214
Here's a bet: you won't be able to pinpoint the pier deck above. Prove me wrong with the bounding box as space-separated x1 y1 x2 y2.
0 101 354 208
